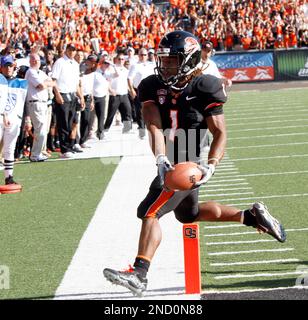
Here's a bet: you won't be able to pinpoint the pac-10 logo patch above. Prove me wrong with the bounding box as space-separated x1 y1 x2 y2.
184 227 197 239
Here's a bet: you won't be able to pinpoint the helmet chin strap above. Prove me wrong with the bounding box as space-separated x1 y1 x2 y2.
170 82 189 91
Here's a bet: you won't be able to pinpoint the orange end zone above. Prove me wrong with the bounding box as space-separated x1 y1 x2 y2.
183 223 201 294
0 184 22 194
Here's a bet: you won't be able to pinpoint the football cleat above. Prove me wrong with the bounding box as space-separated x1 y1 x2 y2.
251 202 286 243
5 175 18 185
103 266 148 297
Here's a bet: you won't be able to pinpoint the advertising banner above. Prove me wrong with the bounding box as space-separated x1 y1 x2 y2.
212 52 274 82
275 49 308 81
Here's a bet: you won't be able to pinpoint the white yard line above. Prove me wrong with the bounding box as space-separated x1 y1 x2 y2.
228 132 308 140
226 203 256 207
227 119 308 127
228 124 308 133
204 224 245 229
54 155 195 300
227 112 308 122
213 170 308 178
227 106 306 114
215 171 239 176
227 141 308 149
199 192 254 198
208 248 294 256
210 258 299 266
204 227 308 237
206 239 276 246
216 193 308 203
203 285 308 294
215 168 238 171
199 187 253 193
203 182 250 188
231 154 308 161
207 178 247 183
214 271 302 280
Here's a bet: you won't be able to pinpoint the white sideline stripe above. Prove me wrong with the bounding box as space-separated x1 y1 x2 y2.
228 132 308 140
215 271 302 280
227 141 308 149
227 119 308 127
199 192 254 197
210 258 299 266
199 187 252 192
54 155 189 300
205 227 308 237
206 239 276 246
204 224 245 229
227 112 308 122
203 286 308 294
217 193 308 202
228 124 308 133
231 154 308 162
208 248 294 256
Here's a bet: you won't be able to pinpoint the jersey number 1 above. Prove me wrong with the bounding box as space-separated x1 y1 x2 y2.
169 110 178 142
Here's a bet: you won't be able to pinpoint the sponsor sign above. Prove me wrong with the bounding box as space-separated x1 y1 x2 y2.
275 48 308 81
212 52 274 82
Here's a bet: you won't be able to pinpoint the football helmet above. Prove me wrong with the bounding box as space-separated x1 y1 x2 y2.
156 30 202 90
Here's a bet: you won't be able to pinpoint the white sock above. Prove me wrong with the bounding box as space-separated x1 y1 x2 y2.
4 159 14 178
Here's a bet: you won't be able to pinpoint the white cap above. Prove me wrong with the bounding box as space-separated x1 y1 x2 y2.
101 50 109 56
127 47 135 54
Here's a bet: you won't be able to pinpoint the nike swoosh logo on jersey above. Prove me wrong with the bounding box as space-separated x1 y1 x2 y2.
186 96 197 101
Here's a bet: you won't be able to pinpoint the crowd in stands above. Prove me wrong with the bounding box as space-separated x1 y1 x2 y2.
1 0 308 183
0 0 308 55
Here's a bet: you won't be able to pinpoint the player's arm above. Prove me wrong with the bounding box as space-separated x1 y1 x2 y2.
142 101 174 186
195 113 226 187
195 75 227 186
142 101 165 157
206 113 227 166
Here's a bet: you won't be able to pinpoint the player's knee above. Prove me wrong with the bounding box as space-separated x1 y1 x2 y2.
201 201 222 220
174 208 199 224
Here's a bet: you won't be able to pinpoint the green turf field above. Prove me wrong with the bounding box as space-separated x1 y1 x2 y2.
199 88 308 291
0 159 117 299
1 87 307 299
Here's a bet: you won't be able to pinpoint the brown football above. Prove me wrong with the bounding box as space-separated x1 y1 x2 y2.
164 162 202 191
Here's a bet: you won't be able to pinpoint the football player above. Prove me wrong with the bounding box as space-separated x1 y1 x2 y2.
103 31 286 297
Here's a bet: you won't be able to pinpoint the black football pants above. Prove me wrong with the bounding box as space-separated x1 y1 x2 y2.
104 94 132 130
55 93 77 154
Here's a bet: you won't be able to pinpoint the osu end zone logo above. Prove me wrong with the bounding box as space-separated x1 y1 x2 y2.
184 227 197 239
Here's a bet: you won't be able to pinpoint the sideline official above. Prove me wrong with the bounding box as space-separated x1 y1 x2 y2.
25 53 55 162
52 44 85 158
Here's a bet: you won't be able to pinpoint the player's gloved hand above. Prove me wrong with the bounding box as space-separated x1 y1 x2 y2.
194 163 215 187
156 154 174 187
